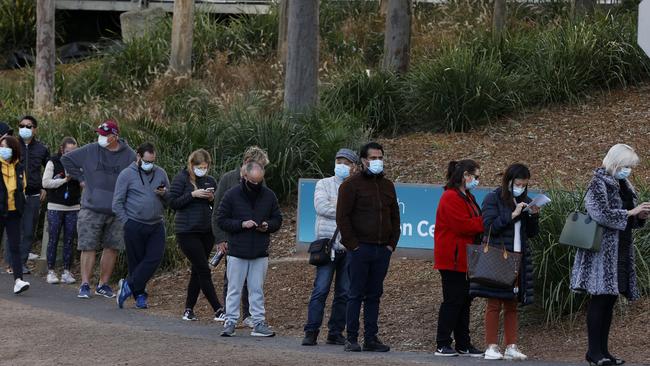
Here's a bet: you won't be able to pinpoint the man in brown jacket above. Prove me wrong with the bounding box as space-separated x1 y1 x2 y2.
336 142 400 353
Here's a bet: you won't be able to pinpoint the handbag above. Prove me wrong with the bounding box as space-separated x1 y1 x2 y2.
558 189 603 251
308 228 339 266
466 226 522 289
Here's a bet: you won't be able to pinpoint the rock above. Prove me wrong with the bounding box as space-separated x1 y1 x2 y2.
120 7 167 43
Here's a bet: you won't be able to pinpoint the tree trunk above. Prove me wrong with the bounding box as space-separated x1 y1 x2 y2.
382 0 412 74
34 0 55 110
380 0 389 16
492 0 506 38
170 0 195 75
284 0 319 113
277 0 289 65
573 0 596 18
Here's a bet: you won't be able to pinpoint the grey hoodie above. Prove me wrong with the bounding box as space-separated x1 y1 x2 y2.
112 162 169 225
61 140 136 215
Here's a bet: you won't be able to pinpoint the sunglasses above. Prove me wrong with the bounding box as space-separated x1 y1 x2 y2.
19 124 34 129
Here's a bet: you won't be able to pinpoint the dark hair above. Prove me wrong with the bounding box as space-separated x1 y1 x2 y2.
136 142 155 157
0 135 21 164
500 163 531 208
59 137 78 155
360 142 384 159
446 159 480 189
20 115 38 128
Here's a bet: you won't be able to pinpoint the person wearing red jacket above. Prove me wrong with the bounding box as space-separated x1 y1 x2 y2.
433 160 484 358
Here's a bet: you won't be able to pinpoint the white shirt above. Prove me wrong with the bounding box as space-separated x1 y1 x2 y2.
513 221 522 253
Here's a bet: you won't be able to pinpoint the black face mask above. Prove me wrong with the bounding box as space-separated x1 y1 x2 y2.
244 179 262 192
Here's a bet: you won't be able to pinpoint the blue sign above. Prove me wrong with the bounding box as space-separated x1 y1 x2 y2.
296 178 537 250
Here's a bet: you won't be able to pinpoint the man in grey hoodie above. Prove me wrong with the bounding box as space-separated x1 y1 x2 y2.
61 120 136 299
113 142 169 310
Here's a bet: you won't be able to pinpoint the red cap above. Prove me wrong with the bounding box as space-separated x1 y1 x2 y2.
96 120 119 136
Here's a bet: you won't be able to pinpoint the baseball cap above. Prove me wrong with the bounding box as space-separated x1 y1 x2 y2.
335 148 359 164
96 120 119 136
0 122 13 136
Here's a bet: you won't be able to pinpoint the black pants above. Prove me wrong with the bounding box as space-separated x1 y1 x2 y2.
178 232 222 312
223 257 250 318
587 294 618 359
436 270 472 349
124 220 166 297
0 212 23 281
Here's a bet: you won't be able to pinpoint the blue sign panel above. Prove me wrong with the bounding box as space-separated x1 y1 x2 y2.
296 178 537 250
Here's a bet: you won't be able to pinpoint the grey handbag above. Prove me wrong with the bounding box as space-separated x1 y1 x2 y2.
559 189 603 251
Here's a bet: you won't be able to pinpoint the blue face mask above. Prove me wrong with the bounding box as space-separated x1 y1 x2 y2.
512 186 526 197
615 167 631 180
0 147 12 161
334 164 350 179
368 160 384 175
141 161 154 172
465 177 479 190
19 127 32 140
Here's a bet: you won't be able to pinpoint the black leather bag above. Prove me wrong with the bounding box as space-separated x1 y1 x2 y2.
308 228 339 266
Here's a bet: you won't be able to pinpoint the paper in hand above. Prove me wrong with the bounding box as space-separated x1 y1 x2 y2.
524 193 551 212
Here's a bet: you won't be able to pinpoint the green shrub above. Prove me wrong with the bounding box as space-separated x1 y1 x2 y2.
0 0 36 52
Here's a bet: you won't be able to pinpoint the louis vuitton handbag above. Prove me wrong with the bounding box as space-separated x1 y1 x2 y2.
466 227 522 289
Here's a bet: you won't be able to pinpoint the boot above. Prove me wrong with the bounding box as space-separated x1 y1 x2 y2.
301 330 319 346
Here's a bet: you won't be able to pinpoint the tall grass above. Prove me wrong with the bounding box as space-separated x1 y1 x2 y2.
0 0 36 52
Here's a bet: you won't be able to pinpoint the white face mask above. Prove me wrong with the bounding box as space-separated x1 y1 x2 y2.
193 167 207 177
98 135 110 148
19 127 33 140
0 147 12 161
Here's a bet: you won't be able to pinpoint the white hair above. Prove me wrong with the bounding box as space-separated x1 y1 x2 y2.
602 144 640 175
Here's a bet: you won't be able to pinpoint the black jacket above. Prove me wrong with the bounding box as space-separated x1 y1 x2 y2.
167 169 217 234
216 182 282 259
19 138 50 195
471 188 539 305
0 162 26 217
46 155 81 206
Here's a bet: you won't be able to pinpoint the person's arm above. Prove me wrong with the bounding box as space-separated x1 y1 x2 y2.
336 182 359 251
166 173 194 210
42 145 50 168
61 144 89 182
440 193 484 236
212 173 231 243
585 179 628 231
159 170 171 206
111 171 130 224
216 191 244 233
314 179 336 220
481 192 512 235
41 161 66 189
525 212 540 238
265 193 283 233
388 182 401 250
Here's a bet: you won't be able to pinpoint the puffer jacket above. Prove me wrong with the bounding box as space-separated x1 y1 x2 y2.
314 176 344 250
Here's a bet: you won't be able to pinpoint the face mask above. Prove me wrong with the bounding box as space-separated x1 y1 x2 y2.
465 177 479 190
0 147 12 161
512 186 526 197
368 160 384 175
19 127 33 140
140 161 154 172
245 179 262 192
98 135 110 148
193 167 207 178
615 167 632 180
334 164 350 179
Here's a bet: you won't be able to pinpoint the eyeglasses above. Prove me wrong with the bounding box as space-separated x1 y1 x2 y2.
18 124 33 129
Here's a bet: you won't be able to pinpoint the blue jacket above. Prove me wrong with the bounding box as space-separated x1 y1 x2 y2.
470 188 539 305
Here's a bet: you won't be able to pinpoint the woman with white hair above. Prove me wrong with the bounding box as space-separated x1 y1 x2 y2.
571 144 650 366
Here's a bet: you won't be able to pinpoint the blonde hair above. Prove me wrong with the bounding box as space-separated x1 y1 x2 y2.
602 144 640 175
242 146 269 167
187 149 212 189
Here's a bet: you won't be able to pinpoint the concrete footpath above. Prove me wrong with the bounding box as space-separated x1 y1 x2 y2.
0 274 609 366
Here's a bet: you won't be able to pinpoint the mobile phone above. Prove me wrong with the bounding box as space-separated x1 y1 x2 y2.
205 187 215 193
157 184 166 190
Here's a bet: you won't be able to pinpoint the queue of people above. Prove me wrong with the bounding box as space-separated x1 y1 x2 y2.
0 114 645 365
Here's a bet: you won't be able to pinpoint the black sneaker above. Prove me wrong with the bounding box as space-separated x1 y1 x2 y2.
362 337 390 352
457 345 484 358
326 333 346 345
435 345 459 357
182 308 198 321
344 340 362 352
301 330 318 346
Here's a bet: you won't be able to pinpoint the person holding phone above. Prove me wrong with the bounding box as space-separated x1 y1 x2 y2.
167 149 224 322
42 137 81 285
112 142 170 309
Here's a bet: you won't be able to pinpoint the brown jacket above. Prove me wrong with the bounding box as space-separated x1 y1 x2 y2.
336 171 401 250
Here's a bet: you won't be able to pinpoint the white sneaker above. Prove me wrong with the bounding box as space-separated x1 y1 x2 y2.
14 279 30 294
243 316 255 329
28 253 39 261
61 270 76 284
484 344 504 360
46 270 60 284
504 344 527 361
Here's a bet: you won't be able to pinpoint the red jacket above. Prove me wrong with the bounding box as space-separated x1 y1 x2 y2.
433 188 484 273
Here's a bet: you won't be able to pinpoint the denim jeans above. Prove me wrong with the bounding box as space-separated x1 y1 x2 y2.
346 243 392 343
304 251 349 336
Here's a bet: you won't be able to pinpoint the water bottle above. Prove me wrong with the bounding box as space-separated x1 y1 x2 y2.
209 250 225 267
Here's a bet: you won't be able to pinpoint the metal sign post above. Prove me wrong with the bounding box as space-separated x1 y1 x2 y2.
639 0 650 57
